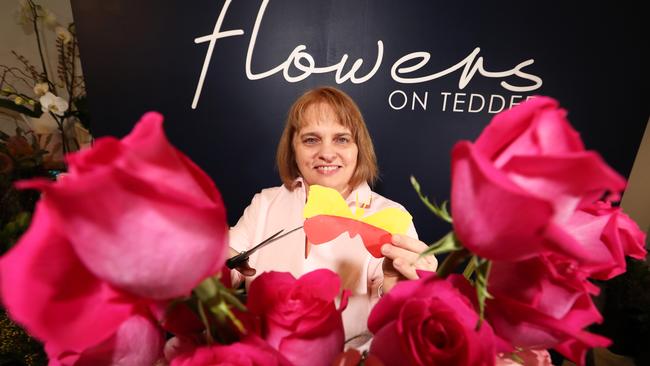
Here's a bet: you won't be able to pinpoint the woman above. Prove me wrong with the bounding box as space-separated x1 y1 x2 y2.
229 86 436 346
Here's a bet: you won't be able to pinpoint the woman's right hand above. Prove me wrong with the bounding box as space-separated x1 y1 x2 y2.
228 248 256 276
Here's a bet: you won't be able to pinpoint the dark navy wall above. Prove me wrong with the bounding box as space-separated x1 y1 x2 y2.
71 0 649 243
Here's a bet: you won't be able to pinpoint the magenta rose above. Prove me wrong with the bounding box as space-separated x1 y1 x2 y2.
247 269 347 366
451 97 626 262
563 200 647 280
485 256 610 363
368 273 496 366
169 334 292 366
17 112 228 299
0 112 228 362
0 204 164 364
49 314 164 366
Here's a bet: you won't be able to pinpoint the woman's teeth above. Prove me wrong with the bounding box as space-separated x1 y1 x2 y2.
317 166 339 172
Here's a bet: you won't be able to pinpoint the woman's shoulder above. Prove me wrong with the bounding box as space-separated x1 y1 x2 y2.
249 184 300 206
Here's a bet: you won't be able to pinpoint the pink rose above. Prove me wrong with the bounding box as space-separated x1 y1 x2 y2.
0 204 164 364
17 112 228 299
170 335 292 366
485 256 610 363
368 273 496 366
563 200 647 280
247 269 347 366
0 112 228 362
451 97 626 262
49 314 164 366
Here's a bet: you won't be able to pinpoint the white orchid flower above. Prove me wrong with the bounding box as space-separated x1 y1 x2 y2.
40 92 68 116
33 82 49 96
55 26 73 44
43 9 58 29
14 0 34 34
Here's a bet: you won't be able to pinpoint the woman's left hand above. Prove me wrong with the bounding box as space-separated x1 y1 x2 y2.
381 234 437 292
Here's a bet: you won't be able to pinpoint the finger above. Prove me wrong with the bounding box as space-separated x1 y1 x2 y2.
382 244 438 273
391 235 438 271
237 262 256 277
392 257 418 280
381 244 420 264
391 234 428 254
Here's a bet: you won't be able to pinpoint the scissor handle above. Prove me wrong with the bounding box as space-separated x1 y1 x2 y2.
225 226 303 270
225 252 250 269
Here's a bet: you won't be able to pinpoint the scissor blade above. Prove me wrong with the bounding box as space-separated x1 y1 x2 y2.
248 229 284 252
226 226 303 269
247 226 303 255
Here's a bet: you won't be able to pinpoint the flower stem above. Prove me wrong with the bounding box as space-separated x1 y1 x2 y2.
28 0 52 89
52 113 69 157
436 248 470 278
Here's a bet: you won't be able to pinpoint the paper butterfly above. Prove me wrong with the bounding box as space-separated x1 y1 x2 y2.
303 185 413 257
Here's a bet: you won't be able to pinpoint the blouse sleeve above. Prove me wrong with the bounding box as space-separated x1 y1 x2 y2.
229 192 264 253
228 192 264 286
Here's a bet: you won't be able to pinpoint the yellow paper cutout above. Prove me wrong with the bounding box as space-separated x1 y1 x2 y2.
303 185 412 235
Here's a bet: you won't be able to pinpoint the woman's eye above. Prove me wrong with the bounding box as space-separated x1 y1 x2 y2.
303 137 318 144
335 136 350 144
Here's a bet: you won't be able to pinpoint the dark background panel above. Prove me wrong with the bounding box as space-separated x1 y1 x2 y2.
71 0 649 243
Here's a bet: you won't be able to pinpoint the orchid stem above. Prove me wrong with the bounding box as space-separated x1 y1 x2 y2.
28 0 51 88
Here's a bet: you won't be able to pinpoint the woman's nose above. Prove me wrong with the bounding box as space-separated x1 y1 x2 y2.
317 142 337 161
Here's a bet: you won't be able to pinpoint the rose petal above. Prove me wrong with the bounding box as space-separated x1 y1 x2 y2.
31 166 227 300
369 274 496 366
74 314 164 366
247 270 344 366
502 153 625 223
475 97 583 167
451 141 555 260
0 203 135 354
170 334 291 366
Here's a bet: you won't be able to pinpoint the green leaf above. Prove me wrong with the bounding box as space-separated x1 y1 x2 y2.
196 299 214 343
194 276 218 301
0 98 43 118
193 274 248 342
436 247 471 278
211 300 246 334
420 231 462 257
410 175 452 223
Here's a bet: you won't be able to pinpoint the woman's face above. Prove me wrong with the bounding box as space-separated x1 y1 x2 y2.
293 103 358 197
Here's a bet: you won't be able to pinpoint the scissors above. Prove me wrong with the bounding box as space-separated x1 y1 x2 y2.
226 226 303 269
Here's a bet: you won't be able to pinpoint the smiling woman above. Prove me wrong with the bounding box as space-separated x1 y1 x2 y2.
278 87 373 198
227 86 437 351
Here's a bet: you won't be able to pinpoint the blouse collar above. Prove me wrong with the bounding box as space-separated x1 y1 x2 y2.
292 177 373 209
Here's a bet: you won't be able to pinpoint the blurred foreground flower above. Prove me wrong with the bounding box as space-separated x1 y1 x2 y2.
400 96 646 365
0 112 228 364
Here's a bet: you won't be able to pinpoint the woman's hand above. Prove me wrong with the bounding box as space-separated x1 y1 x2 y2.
381 234 437 293
228 248 256 276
